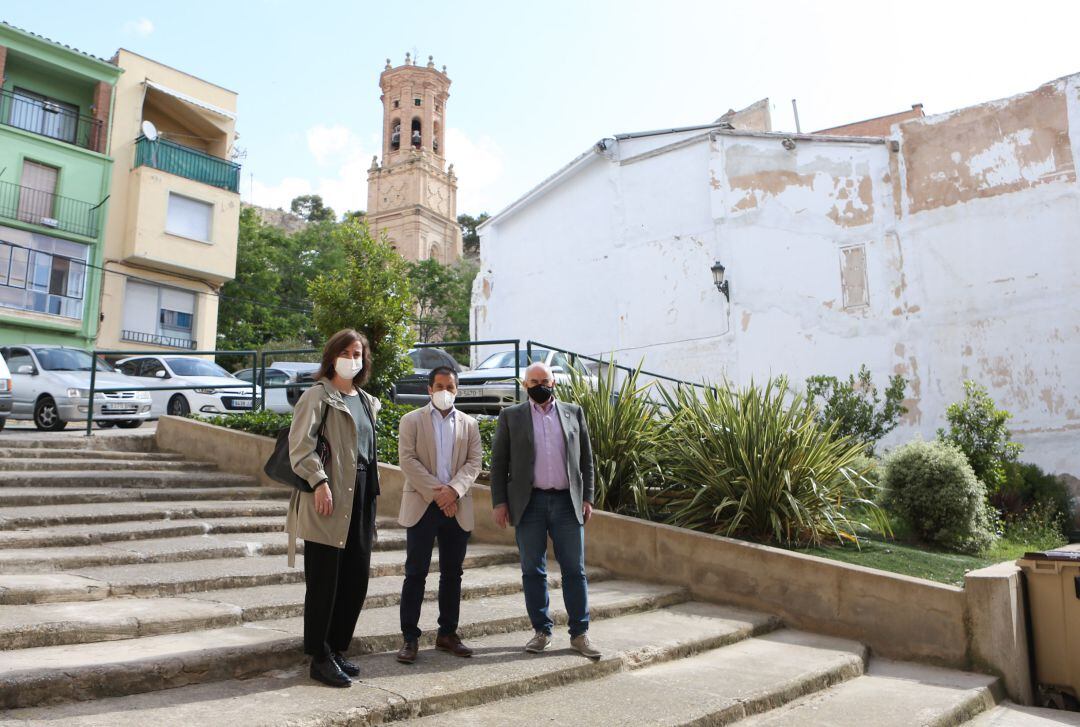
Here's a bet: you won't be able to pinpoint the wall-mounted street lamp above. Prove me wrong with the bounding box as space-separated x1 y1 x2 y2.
711 260 730 301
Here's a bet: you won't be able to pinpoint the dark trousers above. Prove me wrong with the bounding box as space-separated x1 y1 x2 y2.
400 501 471 642
303 467 376 658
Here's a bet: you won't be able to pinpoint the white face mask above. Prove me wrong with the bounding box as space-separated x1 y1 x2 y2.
334 355 363 381
431 390 456 410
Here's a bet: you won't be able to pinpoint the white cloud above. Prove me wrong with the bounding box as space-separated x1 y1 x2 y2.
306 125 352 166
445 128 505 213
122 18 154 37
247 126 372 217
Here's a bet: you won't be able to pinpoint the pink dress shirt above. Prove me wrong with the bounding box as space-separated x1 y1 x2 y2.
530 399 570 490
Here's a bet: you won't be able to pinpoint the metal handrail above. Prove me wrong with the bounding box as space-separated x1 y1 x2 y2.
525 339 710 391
0 87 104 152
135 135 241 193
0 180 101 238
87 349 258 435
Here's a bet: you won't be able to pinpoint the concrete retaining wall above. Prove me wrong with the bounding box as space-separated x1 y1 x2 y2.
156 415 1031 702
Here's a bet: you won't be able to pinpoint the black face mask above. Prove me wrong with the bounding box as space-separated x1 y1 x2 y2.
527 384 553 404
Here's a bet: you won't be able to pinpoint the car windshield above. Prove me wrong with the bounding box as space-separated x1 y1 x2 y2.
165 358 233 378
34 348 114 372
476 350 549 370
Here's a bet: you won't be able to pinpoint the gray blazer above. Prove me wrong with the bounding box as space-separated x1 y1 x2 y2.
489 400 595 526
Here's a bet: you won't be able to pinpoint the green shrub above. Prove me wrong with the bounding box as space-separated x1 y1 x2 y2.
805 365 907 454
996 461 1072 533
478 418 497 471
1002 500 1067 552
559 361 666 518
657 377 889 547
938 380 1021 492
882 439 996 553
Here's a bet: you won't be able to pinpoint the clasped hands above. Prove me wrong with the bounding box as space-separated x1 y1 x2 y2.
433 484 459 517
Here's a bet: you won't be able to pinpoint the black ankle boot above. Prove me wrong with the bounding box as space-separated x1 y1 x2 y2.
310 656 351 687
332 651 360 677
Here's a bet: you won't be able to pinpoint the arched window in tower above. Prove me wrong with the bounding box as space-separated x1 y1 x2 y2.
411 118 422 149
433 121 441 154
390 120 401 151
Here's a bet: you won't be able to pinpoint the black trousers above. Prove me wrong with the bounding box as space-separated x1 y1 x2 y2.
303 467 376 658
400 502 471 642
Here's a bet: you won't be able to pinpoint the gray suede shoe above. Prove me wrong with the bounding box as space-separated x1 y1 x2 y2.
525 631 551 653
570 633 601 660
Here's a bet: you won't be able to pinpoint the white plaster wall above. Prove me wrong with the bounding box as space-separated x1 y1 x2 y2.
474 87 1080 476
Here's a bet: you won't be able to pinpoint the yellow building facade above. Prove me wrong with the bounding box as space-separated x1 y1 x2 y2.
97 49 239 352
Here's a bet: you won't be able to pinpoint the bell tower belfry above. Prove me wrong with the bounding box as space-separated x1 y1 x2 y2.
366 53 462 263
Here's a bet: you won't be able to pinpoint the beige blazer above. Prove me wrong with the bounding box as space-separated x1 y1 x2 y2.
397 404 482 531
286 379 381 567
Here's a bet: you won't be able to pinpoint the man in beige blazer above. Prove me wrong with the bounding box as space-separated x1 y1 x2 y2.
396 365 482 664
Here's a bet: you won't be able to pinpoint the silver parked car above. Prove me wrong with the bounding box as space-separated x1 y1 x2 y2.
234 362 320 413
0 351 12 431
454 348 594 415
117 355 261 418
1 345 153 431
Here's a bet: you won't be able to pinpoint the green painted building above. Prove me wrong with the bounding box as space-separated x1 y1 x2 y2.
0 22 121 347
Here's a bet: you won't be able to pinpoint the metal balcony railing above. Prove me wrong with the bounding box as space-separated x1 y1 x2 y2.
0 88 104 152
0 180 101 238
135 135 241 193
120 329 198 350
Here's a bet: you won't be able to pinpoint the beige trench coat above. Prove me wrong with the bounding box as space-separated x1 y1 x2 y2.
286 378 381 566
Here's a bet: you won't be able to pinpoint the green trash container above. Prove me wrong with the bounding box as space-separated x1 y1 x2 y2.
1018 548 1080 709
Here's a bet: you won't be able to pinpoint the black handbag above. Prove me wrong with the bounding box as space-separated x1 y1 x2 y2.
263 404 331 492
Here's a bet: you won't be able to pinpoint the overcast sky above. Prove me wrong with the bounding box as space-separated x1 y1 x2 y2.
6 0 1080 218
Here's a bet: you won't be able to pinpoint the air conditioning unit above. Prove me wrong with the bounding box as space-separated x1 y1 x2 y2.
39 217 59 228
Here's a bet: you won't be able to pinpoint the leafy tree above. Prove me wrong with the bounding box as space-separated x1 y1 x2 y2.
216 207 311 356
805 365 907 454
308 221 415 396
938 380 1022 492
342 210 366 224
290 194 336 222
458 212 489 257
405 258 478 345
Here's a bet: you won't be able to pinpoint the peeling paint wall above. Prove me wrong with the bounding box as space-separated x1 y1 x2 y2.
474 74 1080 477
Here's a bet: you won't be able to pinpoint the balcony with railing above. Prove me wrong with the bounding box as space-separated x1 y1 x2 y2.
0 88 104 152
134 135 241 193
0 180 101 238
120 329 197 349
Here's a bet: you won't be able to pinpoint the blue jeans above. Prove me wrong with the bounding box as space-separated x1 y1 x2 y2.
514 489 589 637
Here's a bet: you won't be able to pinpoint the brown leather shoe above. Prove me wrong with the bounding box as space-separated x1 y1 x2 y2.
396 640 418 664
435 633 474 657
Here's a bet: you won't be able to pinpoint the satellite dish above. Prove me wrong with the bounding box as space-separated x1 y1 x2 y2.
141 120 158 141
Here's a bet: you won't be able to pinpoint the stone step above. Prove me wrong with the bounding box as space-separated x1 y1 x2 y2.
0 500 290 530
965 702 1080 725
400 629 868 727
0 516 288 548
0 458 215 472
0 563 610 649
0 486 289 507
0 448 185 461
0 470 256 488
0 579 689 709
0 528 409 572
0 544 520 604
0 434 157 452
735 659 1001 726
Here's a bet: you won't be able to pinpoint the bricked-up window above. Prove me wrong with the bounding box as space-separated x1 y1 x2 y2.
840 244 869 309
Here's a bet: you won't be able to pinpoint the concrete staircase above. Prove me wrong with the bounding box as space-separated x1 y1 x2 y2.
0 434 1073 726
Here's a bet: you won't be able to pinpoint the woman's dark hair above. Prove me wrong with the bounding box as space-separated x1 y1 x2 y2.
319 329 372 388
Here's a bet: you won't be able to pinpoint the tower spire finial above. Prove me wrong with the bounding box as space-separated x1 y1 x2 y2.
385 58 391 70
405 51 411 65
427 55 435 69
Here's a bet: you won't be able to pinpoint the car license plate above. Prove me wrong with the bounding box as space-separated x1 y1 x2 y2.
102 404 131 412
233 399 252 409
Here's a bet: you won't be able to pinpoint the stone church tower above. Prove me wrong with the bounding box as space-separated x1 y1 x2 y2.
366 54 462 263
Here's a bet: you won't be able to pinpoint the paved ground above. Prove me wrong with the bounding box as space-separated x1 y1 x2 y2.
0 433 1077 725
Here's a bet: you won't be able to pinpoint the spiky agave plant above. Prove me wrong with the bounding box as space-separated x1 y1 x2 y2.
657 377 889 547
560 359 667 518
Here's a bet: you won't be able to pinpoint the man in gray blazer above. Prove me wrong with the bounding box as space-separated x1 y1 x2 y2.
490 361 599 659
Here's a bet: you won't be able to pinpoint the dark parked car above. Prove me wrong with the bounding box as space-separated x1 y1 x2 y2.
392 347 466 406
